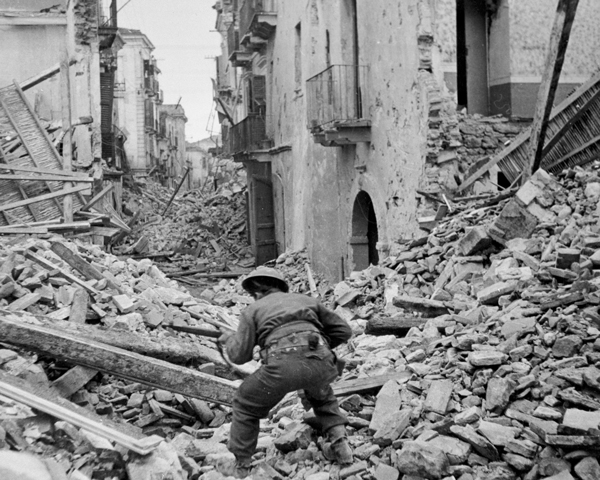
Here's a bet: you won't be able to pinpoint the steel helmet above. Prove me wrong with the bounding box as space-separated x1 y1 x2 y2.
241 266 289 293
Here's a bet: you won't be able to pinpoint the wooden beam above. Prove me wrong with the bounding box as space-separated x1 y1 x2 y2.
0 164 88 177
1 309 236 374
0 227 48 235
0 184 90 213
332 371 412 397
0 314 238 406
52 365 98 398
20 60 77 91
0 380 163 455
23 250 100 296
50 241 123 293
80 184 114 211
61 56 73 223
0 174 92 183
527 0 580 178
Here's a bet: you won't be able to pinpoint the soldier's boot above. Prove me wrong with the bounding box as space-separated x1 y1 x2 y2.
322 425 353 465
233 457 253 478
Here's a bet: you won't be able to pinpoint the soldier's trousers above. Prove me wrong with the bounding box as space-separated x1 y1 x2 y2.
228 344 347 461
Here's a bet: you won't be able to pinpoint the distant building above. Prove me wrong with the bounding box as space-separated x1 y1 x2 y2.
113 27 162 176
157 104 188 188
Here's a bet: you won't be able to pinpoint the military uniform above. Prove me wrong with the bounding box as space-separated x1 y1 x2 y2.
221 290 353 464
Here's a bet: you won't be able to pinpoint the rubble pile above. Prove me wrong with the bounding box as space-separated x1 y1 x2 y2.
1 164 600 479
118 177 253 271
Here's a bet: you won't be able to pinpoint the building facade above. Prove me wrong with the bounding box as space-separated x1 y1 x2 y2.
157 104 188 188
113 27 162 176
0 0 117 167
213 0 600 280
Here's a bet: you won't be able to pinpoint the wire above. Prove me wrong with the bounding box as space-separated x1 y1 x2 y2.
116 0 135 14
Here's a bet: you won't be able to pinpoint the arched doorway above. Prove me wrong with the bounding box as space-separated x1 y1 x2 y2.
351 191 379 271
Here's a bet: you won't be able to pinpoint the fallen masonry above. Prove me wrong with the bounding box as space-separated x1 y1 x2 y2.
2 164 600 478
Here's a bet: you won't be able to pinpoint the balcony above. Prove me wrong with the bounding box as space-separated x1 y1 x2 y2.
239 0 277 50
229 114 270 157
306 64 371 146
227 23 252 68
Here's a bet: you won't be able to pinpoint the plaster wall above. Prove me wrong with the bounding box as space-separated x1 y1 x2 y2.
269 0 428 280
115 36 152 172
0 25 64 120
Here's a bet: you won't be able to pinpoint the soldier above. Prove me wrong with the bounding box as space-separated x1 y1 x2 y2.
219 266 353 478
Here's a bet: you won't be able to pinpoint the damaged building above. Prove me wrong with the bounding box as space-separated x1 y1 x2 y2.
212 0 600 280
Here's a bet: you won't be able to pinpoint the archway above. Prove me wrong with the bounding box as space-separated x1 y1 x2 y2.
350 191 379 271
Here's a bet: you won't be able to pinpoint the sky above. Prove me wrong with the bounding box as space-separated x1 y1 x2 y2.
118 0 221 142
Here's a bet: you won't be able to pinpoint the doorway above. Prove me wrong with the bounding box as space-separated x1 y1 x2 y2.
350 191 379 271
456 0 489 115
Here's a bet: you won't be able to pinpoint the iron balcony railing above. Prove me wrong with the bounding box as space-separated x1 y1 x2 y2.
229 114 269 154
227 23 241 61
239 0 278 40
306 64 370 131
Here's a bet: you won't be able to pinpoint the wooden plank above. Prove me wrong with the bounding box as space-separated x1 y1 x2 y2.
80 184 114 211
2 308 235 373
47 221 91 232
332 372 412 397
50 241 122 293
365 316 427 336
61 56 73 223
0 164 88 178
7 292 41 311
527 0 580 178
0 227 48 235
23 250 100 296
0 174 92 182
52 365 98 398
544 133 600 171
0 184 90 213
0 96 64 215
0 314 238 406
20 63 61 91
0 380 163 455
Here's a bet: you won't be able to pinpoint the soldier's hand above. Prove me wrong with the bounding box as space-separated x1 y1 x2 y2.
218 331 233 346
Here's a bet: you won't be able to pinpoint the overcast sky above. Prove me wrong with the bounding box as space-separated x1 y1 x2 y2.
118 0 221 142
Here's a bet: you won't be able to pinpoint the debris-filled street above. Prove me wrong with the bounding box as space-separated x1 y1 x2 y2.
2 0 600 479
3 162 600 479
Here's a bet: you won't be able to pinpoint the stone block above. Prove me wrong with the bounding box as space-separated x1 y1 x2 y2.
424 379 453 415
488 199 538 245
0 451 52 480
374 463 400 480
486 377 516 412
395 441 449 479
575 457 600 480
370 379 402 432
427 435 471 464
563 408 600 431
468 350 507 367
458 226 492 256
112 294 135 313
477 420 518 446
476 281 517 305
273 423 313 453
373 409 411 446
